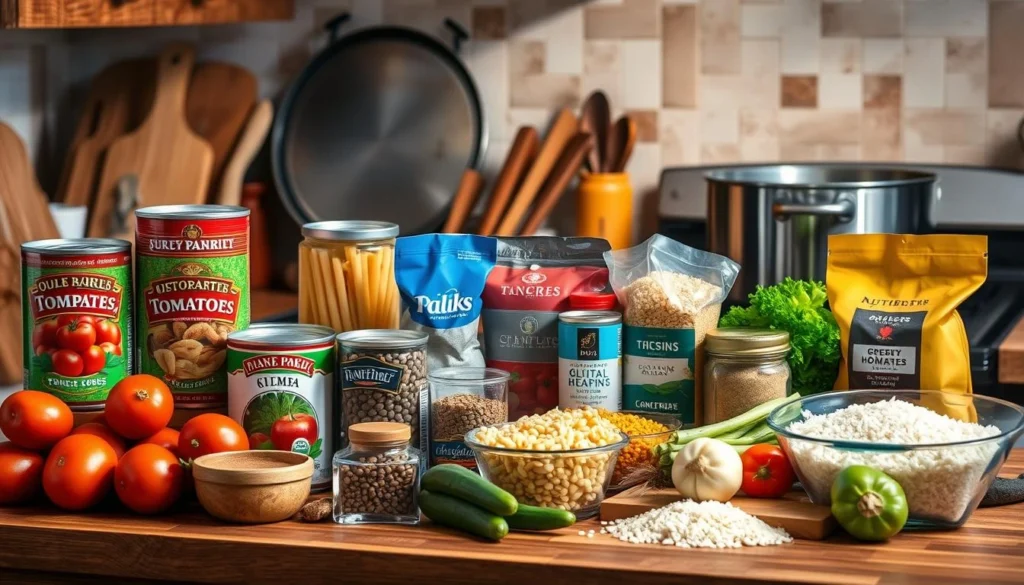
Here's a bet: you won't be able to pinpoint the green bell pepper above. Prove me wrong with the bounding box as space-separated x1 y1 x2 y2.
830 465 909 541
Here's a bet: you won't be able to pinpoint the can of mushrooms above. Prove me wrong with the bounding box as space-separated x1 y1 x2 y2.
135 204 250 408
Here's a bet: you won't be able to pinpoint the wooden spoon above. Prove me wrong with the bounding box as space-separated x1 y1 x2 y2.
580 91 611 172
477 127 538 235
609 115 637 173
442 169 485 233
519 132 595 236
217 100 273 206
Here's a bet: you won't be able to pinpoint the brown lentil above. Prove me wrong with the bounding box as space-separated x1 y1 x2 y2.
432 394 508 442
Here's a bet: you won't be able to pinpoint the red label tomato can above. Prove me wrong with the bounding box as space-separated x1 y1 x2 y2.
227 324 336 491
21 238 133 410
135 204 250 408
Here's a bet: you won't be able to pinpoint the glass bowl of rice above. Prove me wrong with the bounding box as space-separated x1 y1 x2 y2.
768 390 1024 529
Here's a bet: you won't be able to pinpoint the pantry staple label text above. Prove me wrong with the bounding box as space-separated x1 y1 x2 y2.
623 325 696 423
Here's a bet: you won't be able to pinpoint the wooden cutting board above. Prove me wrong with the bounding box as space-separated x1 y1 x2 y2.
999 315 1024 384
0 121 59 243
185 61 258 203
89 43 213 237
56 59 154 208
600 485 837 540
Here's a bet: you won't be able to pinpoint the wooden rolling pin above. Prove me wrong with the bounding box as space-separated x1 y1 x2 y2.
442 169 484 233
519 132 595 236
477 127 538 235
495 109 577 236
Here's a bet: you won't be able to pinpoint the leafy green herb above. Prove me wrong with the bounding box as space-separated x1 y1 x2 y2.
718 278 840 395
244 391 315 435
307 438 323 460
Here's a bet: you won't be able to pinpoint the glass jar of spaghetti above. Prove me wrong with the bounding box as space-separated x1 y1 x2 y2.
299 221 400 333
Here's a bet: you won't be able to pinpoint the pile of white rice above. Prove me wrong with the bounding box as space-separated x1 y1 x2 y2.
601 500 792 548
786 398 1001 522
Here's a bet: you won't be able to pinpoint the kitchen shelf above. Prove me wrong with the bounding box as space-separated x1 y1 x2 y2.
2 451 1024 585
0 0 294 29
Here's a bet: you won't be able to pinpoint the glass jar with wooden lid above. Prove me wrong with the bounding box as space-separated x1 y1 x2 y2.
703 329 791 424
299 221 399 332
332 421 420 525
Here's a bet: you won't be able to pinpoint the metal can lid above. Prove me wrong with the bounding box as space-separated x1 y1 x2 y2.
21 238 131 256
136 204 250 220
347 422 410 445
337 329 428 350
559 310 622 325
228 324 336 347
705 328 790 356
301 220 399 241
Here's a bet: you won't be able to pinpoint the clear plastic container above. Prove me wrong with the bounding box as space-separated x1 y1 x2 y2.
299 220 400 332
333 422 420 525
428 367 509 468
704 328 791 424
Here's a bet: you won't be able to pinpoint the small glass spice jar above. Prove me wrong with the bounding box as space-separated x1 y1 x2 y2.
299 220 400 333
703 329 791 424
333 422 420 525
428 367 509 469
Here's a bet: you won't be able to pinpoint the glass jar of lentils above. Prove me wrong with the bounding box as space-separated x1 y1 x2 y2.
428 367 509 469
333 422 420 525
337 330 429 450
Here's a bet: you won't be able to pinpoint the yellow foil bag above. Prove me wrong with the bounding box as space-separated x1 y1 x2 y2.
826 234 987 420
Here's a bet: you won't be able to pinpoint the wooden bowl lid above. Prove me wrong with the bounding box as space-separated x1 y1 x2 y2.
192 450 313 486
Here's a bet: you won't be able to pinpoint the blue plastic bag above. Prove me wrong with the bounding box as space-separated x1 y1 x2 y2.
395 234 497 370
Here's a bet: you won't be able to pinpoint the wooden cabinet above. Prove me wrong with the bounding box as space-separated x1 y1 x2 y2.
0 0 294 28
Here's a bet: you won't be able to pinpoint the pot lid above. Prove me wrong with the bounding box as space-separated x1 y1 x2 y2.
273 25 486 235
705 165 936 189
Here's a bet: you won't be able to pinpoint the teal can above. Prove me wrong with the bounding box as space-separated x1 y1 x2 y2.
557 310 622 410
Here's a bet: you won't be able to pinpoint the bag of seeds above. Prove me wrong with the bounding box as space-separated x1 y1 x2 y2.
604 234 739 426
482 236 611 419
395 234 497 372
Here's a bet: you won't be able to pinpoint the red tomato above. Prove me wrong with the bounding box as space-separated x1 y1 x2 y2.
34 344 49 356
104 375 174 440
94 320 121 345
248 432 270 449
139 427 180 457
0 442 45 505
115 444 183 514
0 390 73 450
271 413 318 451
509 371 536 398
43 434 117 511
70 422 126 459
740 444 796 498
178 414 247 461
99 341 122 356
80 345 106 376
52 349 84 377
535 378 558 409
56 321 96 354
57 315 94 327
32 319 59 349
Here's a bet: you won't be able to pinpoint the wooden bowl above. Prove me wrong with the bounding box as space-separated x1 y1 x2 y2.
192 450 314 524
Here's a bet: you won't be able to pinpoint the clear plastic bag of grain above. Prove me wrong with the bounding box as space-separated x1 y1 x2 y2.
604 235 739 426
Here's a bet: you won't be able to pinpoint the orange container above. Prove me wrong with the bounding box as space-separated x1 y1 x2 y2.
576 173 632 249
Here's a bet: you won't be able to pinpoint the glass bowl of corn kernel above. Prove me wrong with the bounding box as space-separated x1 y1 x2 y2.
598 411 682 490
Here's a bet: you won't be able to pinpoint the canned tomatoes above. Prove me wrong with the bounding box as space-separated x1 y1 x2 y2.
136 205 250 408
227 324 335 491
557 310 622 410
22 238 132 410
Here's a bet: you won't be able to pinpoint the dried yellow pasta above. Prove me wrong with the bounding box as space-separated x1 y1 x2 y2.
315 248 342 331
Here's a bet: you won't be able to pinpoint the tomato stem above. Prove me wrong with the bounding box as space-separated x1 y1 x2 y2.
754 463 773 480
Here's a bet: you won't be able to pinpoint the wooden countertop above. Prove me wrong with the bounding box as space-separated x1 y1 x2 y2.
3 453 1024 585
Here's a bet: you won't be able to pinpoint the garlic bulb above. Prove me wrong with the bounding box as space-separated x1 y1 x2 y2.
671 437 743 502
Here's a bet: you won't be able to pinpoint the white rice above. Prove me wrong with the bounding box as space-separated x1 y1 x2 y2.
601 500 792 548
786 398 1001 523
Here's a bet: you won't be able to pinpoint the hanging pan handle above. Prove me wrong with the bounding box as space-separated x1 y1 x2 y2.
324 12 352 43
444 18 469 53
773 198 855 222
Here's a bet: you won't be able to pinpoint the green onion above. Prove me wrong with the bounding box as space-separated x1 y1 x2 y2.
666 393 799 446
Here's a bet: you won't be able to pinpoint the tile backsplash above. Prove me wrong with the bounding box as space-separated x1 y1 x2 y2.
1 0 1023 236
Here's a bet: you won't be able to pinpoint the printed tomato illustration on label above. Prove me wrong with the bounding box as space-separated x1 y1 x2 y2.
22 240 133 410
136 205 250 408
227 325 335 491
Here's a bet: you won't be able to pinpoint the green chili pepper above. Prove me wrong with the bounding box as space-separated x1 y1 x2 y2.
830 465 909 542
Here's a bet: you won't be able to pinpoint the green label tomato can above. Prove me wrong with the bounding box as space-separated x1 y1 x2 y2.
557 310 622 410
22 238 133 410
136 205 250 408
227 324 336 491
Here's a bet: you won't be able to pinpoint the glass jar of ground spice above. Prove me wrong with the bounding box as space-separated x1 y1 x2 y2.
703 329 791 424
333 422 420 525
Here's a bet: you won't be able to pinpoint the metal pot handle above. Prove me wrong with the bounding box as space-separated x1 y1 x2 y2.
324 12 352 42
772 198 856 222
